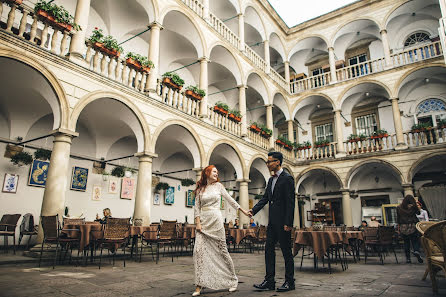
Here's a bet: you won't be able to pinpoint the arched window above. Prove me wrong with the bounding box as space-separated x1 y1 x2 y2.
415 98 446 127
404 32 430 47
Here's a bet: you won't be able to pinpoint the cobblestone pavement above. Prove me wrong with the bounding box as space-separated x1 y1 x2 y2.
0 251 444 297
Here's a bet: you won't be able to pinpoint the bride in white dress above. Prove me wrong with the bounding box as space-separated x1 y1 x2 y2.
192 165 250 296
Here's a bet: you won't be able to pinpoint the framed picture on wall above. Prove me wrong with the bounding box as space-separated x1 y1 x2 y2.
186 190 195 207
164 186 175 205
70 166 89 191
92 185 102 201
2 173 19 193
220 195 225 210
28 160 49 187
121 177 135 199
153 193 161 205
108 178 119 194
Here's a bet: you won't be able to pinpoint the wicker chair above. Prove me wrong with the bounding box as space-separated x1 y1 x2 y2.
0 214 21 254
97 217 130 269
63 217 85 226
421 221 446 294
39 214 80 268
417 221 439 281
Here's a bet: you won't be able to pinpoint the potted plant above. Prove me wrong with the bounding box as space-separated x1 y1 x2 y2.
124 167 136 178
372 129 388 139
213 101 229 116
249 122 261 133
88 28 123 57
34 0 81 32
111 165 125 178
185 85 206 101
314 139 330 148
275 135 287 147
181 178 195 187
155 182 170 193
162 72 185 90
438 119 446 129
228 109 242 122
34 148 51 161
10 151 33 166
259 124 272 138
303 141 312 149
293 142 303 150
125 52 154 73
283 138 294 151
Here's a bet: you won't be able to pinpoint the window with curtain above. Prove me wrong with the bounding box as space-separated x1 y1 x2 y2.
355 113 377 136
315 123 333 142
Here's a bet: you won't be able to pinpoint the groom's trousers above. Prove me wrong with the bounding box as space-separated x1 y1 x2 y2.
264 224 294 283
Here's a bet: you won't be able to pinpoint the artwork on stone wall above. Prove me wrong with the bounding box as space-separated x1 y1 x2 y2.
28 160 49 187
92 185 102 201
153 193 161 205
186 190 195 207
121 177 135 200
2 173 19 193
108 178 118 194
164 186 175 205
70 166 89 191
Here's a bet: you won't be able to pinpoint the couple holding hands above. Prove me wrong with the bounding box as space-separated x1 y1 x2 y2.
192 151 295 296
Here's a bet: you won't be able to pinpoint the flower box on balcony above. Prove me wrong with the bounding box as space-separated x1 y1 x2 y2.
93 42 120 58
36 9 73 32
162 77 182 91
185 90 203 101
284 144 293 151
249 124 261 133
185 85 205 101
275 139 285 146
214 106 228 115
162 72 184 91
260 130 271 139
6 0 23 5
126 58 151 73
228 113 241 122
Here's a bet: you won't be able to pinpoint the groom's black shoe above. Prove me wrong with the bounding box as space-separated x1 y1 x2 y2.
253 280 275 291
276 281 295 292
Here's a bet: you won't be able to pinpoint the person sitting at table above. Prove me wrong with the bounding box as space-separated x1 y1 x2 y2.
249 218 257 227
416 201 429 221
233 218 240 229
359 220 368 231
368 216 380 227
228 220 234 228
95 208 112 224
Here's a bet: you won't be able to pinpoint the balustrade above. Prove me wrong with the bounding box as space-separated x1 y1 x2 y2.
247 129 269 150
336 57 386 82
391 40 443 67
295 142 337 161
290 72 330 94
208 107 242 136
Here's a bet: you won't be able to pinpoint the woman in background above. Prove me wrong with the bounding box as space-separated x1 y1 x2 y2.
397 195 423 264
95 208 112 224
416 201 429 221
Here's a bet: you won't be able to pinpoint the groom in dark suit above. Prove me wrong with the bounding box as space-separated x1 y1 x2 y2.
248 151 295 292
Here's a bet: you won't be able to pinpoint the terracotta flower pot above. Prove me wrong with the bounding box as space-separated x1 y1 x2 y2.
93 42 120 58
214 106 228 115
249 125 261 133
162 77 182 91
185 90 203 101
126 58 151 73
36 9 72 32
228 113 241 122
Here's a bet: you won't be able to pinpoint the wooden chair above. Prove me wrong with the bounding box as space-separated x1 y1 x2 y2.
0 214 21 254
422 221 446 294
97 217 130 269
417 221 439 281
154 220 178 263
365 226 398 264
18 213 38 251
140 225 159 263
39 214 80 268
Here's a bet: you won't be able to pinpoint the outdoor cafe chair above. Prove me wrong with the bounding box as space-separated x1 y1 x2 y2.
0 214 21 254
97 217 130 269
421 220 445 294
364 226 398 264
417 221 439 281
18 213 38 251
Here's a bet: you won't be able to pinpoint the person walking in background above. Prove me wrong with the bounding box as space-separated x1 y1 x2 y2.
397 195 423 264
416 201 429 221
249 152 295 292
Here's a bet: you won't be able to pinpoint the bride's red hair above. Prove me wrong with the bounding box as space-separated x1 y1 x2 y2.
195 165 220 195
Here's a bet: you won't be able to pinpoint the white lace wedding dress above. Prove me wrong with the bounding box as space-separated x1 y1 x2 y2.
193 182 240 290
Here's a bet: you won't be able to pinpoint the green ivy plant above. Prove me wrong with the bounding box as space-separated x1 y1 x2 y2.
229 109 242 118
88 27 123 53
126 52 155 69
155 182 170 192
259 124 272 135
34 148 51 160
162 72 185 87
11 151 33 166
111 165 125 178
181 178 195 187
34 0 81 31
185 85 206 97
215 101 229 111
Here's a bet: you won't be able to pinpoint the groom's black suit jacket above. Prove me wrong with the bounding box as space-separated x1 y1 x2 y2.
251 170 295 227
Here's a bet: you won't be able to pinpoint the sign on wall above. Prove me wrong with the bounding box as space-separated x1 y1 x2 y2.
28 160 49 187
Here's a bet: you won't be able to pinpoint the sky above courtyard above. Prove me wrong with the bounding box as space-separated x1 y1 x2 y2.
268 0 358 27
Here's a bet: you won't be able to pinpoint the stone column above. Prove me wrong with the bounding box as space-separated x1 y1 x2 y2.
37 129 78 242
199 57 210 118
147 22 163 94
341 189 353 227
193 167 203 182
238 84 248 138
293 195 301 228
266 104 274 148
328 47 337 83
264 39 270 73
237 179 250 227
287 120 294 142
334 110 346 157
133 152 157 226
68 0 91 65
284 61 290 84
202 0 209 21
390 97 408 150
402 184 415 197
380 29 392 68
238 13 245 51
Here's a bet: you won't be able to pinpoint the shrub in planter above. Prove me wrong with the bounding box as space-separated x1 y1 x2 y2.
249 122 261 133
185 85 206 100
162 72 185 90
438 119 446 129
303 141 312 149
228 109 242 122
111 165 125 178
125 52 154 73
314 139 330 148
34 0 81 32
88 28 123 57
181 178 195 187
259 124 272 138
155 182 170 193
11 151 33 166
214 101 229 115
34 148 51 161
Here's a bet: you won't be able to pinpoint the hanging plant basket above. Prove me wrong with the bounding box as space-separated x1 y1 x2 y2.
181 178 195 187
155 182 170 193
34 148 52 161
111 166 125 178
10 151 33 166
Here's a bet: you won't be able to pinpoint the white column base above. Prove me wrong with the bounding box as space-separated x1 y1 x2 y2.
335 152 347 158
395 143 409 150
67 53 88 67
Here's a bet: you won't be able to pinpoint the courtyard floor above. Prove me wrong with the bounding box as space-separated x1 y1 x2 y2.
0 249 444 297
